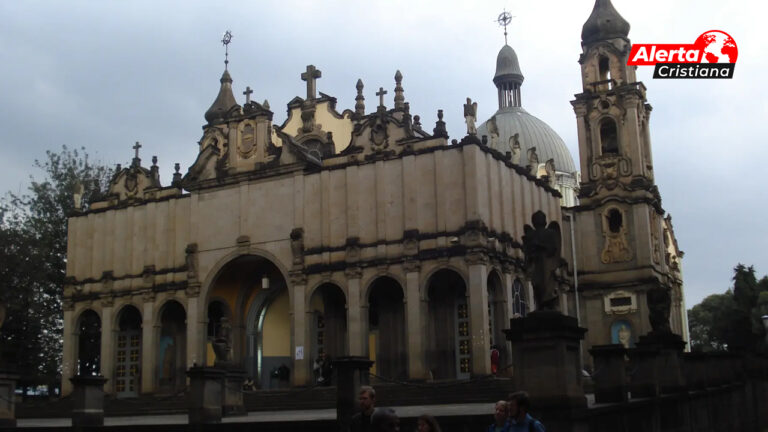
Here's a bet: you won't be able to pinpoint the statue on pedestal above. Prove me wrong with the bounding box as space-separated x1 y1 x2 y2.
522 211 565 312
212 317 233 367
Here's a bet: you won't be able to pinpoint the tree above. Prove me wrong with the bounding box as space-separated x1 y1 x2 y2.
687 264 768 353
0 146 112 392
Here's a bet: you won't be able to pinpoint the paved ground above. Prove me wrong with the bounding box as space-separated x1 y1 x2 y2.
17 402 495 427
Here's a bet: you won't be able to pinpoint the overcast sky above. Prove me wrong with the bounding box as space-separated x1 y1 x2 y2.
0 0 764 308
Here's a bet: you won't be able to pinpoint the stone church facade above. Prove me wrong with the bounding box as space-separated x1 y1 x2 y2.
61 0 686 397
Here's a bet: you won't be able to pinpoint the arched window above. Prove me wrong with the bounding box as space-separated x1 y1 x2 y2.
600 118 619 155
512 279 528 318
607 208 623 233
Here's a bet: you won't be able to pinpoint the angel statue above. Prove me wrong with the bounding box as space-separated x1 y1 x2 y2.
509 133 521 165
522 211 563 311
464 97 478 135
527 147 539 175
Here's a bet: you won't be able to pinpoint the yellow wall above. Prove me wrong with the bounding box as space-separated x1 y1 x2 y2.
262 290 290 357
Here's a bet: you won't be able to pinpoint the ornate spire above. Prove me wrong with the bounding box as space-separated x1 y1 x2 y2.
355 79 365 116
433 109 448 139
205 32 239 123
393 70 405 110
581 0 630 44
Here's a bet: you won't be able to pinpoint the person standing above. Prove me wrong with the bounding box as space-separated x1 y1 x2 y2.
417 414 441 432
371 407 400 432
350 386 376 432
507 391 545 432
487 400 511 432
490 345 501 375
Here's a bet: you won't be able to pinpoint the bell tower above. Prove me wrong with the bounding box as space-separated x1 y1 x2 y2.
570 0 684 361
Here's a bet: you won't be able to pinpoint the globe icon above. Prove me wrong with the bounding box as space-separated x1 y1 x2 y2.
694 30 738 63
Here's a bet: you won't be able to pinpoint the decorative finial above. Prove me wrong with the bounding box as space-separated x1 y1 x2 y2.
222 30 233 70
152 155 158 167
301 65 322 100
413 115 421 128
433 109 448 138
355 79 365 116
174 162 181 174
497 10 514 45
263 99 270 110
376 87 388 110
172 162 182 187
394 70 404 110
243 86 253 104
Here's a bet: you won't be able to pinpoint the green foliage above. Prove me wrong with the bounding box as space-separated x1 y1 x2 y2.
688 264 768 353
0 146 112 390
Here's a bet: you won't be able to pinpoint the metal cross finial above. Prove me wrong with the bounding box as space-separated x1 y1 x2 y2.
300 65 322 100
497 10 514 45
243 86 253 104
133 141 142 159
222 30 233 70
376 87 388 109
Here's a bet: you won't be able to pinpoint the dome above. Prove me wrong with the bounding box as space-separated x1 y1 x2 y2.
477 106 576 173
494 45 524 85
205 69 239 123
581 0 630 44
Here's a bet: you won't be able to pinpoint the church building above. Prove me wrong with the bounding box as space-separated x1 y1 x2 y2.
61 0 687 397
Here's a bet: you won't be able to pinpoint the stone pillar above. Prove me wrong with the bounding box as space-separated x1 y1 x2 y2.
467 258 491 375
500 267 515 376
223 369 247 416
186 284 202 368
70 375 108 428
505 311 587 407
187 366 225 425
0 367 19 427
635 332 686 394
589 344 628 403
333 356 373 432
99 299 115 394
290 271 309 386
628 344 660 398
141 295 156 394
61 302 76 396
404 261 426 380
346 268 365 356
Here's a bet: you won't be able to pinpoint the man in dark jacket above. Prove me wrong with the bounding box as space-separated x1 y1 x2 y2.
507 391 545 432
350 386 376 432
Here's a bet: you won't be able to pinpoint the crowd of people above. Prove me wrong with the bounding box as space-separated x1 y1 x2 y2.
350 386 545 432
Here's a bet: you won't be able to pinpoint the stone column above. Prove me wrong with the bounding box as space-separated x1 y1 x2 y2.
505 311 587 408
187 366 225 425
633 332 686 395
333 356 374 432
223 369 247 416
290 271 309 386
141 293 156 394
467 255 491 375
61 301 76 396
70 375 108 429
589 344 628 403
99 298 115 394
0 367 19 427
345 267 365 356
404 261 427 380
186 283 202 368
500 266 515 376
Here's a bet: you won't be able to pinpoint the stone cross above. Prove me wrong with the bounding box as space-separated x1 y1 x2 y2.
376 87 388 109
133 141 142 159
243 86 253 104
301 65 322 100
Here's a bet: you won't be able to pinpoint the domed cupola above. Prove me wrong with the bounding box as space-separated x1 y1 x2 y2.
494 45 524 108
581 0 630 44
477 27 579 205
205 69 239 123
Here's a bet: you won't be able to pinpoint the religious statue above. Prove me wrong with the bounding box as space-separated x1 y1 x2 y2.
73 181 84 210
509 133 521 165
185 243 198 280
212 317 233 366
522 211 564 311
544 159 556 185
527 147 539 175
617 324 631 348
487 118 500 148
463 97 478 135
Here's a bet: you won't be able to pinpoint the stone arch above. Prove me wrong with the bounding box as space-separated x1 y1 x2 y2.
308 282 348 382
425 268 469 380
366 276 407 381
156 299 187 394
511 277 529 318
362 272 407 305
152 296 187 325
307 277 348 309
486 270 507 350
114 304 142 398
75 309 101 376
421 264 469 301
599 117 619 155
112 301 143 330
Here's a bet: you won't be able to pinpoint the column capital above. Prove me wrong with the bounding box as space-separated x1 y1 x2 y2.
344 266 363 280
289 270 307 286
465 249 489 266
186 282 201 298
403 259 421 274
